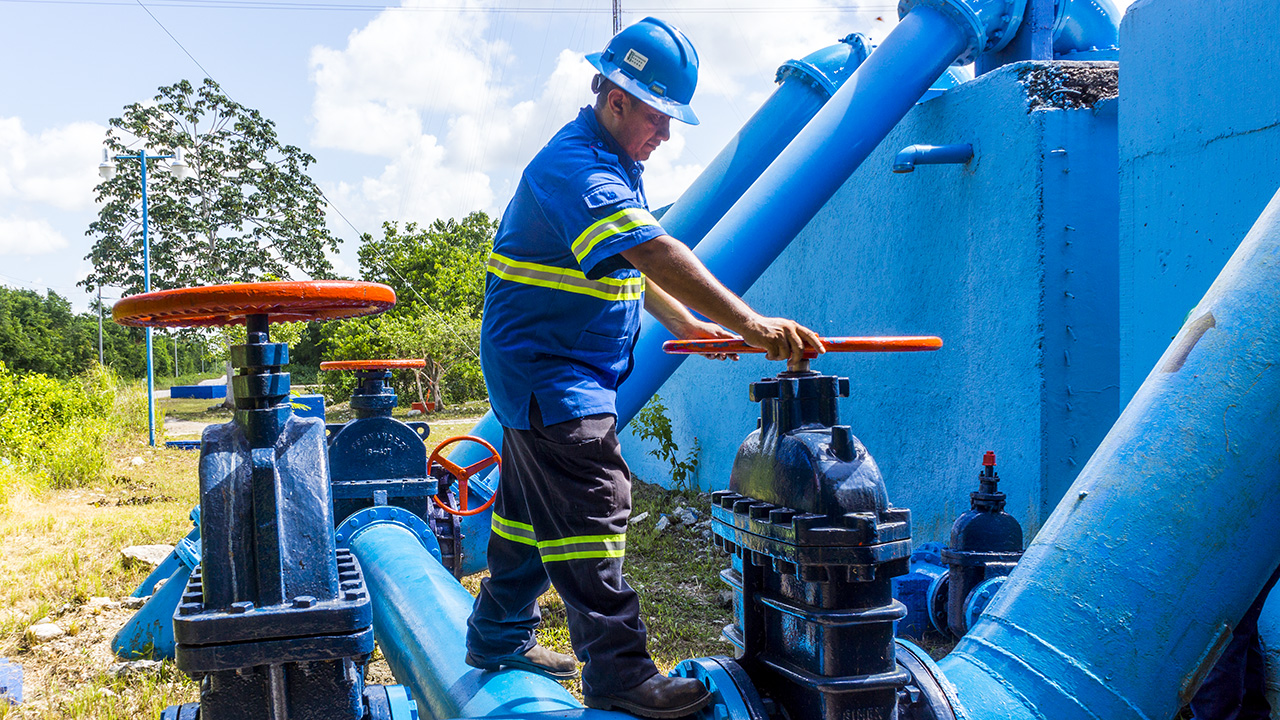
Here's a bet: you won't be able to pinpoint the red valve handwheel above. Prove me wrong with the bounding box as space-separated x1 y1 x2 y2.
662 335 943 358
431 435 501 517
320 359 427 371
112 281 397 328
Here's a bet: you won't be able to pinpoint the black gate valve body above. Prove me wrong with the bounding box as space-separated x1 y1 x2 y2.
942 451 1024 638
665 335 941 720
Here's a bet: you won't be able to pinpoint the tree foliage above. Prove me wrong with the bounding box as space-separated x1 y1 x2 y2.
357 212 496 318
83 78 341 294
320 307 482 408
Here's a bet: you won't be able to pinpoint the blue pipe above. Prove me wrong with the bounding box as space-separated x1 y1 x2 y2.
1054 0 1120 59
892 143 974 173
345 517 631 720
932 187 1280 719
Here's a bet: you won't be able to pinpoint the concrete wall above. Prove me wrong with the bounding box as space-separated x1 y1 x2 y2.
623 62 1121 543
1118 0 1280 404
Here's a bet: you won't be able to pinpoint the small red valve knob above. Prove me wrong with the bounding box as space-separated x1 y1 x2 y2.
983 451 996 467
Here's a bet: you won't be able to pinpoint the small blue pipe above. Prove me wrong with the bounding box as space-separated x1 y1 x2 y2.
933 188 1280 718
346 520 631 719
1054 0 1120 59
892 143 974 173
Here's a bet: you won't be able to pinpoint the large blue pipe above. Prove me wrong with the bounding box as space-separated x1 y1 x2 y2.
346 519 623 719
933 188 1280 719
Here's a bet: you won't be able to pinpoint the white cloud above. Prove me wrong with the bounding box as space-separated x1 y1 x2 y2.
306 1 888 231
0 117 106 212
0 216 70 255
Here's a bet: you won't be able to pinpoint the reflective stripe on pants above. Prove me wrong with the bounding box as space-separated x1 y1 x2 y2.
465 400 658 696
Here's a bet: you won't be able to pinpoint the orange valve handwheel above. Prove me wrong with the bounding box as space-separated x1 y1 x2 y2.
112 281 397 328
662 335 943 358
320 359 427 371
431 435 501 517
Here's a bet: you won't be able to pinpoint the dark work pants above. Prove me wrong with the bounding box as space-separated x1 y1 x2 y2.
1190 566 1280 720
465 401 658 696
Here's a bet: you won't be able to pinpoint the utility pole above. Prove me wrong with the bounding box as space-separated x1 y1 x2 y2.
97 285 104 365
612 0 621 34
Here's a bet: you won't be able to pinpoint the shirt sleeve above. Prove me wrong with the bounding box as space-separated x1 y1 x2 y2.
561 171 667 280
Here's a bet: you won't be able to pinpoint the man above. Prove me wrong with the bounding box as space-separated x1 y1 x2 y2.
465 17 824 719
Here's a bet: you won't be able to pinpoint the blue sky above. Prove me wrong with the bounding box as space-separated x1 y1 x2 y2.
0 0 1129 311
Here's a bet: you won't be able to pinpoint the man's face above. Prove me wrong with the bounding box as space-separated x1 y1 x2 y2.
610 91 671 162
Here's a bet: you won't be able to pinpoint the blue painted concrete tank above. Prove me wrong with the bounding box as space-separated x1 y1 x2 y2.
626 61 1121 543
1118 0 1280 405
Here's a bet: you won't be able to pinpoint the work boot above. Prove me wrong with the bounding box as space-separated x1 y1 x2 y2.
465 644 579 680
584 674 713 719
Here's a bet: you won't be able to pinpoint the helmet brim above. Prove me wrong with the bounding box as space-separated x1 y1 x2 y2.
587 53 700 126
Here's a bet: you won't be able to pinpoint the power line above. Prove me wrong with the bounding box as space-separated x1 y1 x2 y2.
5 0 897 11
134 0 218 81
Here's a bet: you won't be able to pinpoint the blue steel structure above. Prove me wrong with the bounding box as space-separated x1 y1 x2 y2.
113 524 201 659
0 657 20 705
98 148 175 448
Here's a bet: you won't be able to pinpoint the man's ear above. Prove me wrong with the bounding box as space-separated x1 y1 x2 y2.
607 88 630 116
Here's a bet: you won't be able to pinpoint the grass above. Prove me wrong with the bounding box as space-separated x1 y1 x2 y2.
0 388 735 717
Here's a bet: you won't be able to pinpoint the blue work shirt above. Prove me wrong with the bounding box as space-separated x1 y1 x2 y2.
481 106 667 430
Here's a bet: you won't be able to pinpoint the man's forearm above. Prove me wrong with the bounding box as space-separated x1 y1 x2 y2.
624 236 757 335
643 278 701 335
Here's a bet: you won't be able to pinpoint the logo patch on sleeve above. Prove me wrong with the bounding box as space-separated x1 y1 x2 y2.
622 49 649 72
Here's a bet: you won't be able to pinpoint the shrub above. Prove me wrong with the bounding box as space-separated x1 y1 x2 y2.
0 362 139 493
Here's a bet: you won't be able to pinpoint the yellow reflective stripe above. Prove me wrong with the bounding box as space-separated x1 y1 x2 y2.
537 533 625 549
540 548 627 563
537 534 626 564
487 253 644 302
493 514 534 532
492 513 537 546
492 526 537 546
571 207 660 263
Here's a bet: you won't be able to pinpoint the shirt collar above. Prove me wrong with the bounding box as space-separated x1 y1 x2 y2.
577 106 643 175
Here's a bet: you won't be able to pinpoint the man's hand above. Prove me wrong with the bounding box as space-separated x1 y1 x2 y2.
740 316 825 364
625 236 824 364
676 318 740 361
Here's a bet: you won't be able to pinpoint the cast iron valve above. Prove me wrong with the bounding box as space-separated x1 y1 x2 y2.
940 451 1024 638
666 334 942 720
115 281 412 720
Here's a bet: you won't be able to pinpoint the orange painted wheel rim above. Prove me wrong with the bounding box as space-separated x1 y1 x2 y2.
112 281 397 328
431 435 501 517
320 359 426 371
662 335 943 358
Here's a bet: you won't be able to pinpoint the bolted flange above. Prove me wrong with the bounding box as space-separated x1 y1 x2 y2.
335 505 443 564
897 0 1028 64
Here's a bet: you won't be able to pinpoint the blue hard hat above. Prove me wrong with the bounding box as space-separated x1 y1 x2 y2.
586 17 700 125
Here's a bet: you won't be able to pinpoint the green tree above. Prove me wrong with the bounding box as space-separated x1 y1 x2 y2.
320 307 482 410
357 212 496 318
82 78 341 293
82 78 344 403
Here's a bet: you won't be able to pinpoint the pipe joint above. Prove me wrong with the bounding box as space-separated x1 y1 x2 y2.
1053 0 1120 59
776 33 873 99
336 505 442 562
898 0 1028 64
892 143 974 173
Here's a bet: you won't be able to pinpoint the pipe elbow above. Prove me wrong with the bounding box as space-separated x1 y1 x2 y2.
893 144 974 173
1054 0 1121 59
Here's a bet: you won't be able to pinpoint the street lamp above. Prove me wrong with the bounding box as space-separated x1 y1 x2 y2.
98 146 194 447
